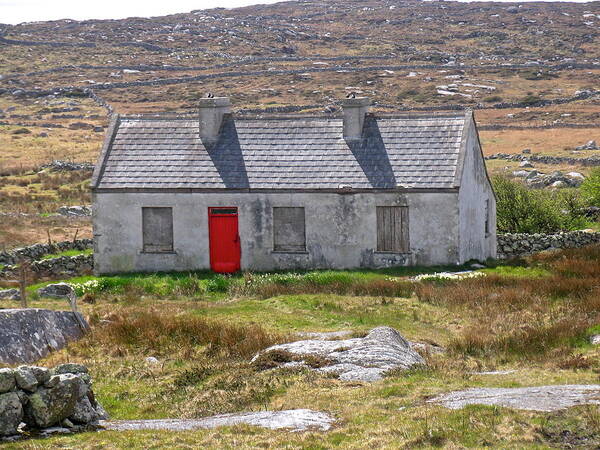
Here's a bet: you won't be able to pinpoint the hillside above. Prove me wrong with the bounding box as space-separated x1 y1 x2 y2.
0 0 599 246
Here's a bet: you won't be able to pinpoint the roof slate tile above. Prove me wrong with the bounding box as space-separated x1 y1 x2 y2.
96 114 467 190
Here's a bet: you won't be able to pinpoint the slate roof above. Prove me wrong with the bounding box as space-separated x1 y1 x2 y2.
92 112 471 191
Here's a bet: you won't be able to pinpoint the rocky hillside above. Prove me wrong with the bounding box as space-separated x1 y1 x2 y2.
0 0 599 244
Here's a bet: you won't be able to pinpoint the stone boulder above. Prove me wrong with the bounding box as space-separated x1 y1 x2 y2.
519 160 533 168
0 309 88 364
253 327 425 382
0 369 16 393
0 392 23 436
575 140 598 150
24 374 81 428
37 283 75 299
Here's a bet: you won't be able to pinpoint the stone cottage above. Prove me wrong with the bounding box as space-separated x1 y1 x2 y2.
91 96 496 274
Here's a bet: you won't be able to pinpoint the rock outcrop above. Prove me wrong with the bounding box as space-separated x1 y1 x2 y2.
0 364 107 438
430 385 600 412
253 327 425 382
37 283 76 299
101 409 334 432
0 309 88 365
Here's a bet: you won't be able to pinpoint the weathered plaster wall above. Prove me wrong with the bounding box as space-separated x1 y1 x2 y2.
93 191 459 274
458 117 497 263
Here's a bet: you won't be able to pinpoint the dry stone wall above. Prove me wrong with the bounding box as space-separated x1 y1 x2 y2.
0 239 93 266
0 254 93 280
497 231 600 259
486 152 600 167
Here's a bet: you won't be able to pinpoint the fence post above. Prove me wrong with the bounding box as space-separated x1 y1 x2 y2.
17 259 30 308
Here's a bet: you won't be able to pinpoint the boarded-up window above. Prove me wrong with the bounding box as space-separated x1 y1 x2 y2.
376 206 409 253
142 207 173 253
273 207 306 252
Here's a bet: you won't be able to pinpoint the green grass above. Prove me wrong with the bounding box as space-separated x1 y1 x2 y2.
5 246 600 448
40 248 92 260
482 265 551 278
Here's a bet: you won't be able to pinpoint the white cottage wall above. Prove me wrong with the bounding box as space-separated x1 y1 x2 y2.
92 191 460 274
457 117 497 263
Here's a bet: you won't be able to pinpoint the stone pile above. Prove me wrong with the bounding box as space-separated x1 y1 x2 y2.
511 169 585 188
497 231 600 259
38 160 94 172
0 239 93 266
57 205 92 217
0 363 107 439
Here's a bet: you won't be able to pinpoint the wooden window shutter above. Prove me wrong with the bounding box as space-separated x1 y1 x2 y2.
273 207 306 252
142 207 174 253
377 206 409 253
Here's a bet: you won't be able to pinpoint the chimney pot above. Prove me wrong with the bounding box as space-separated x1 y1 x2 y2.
198 96 231 143
342 96 370 140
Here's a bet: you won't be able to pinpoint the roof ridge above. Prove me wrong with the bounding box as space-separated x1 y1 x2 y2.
119 112 467 121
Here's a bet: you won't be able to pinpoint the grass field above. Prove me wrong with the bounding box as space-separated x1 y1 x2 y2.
2 245 599 449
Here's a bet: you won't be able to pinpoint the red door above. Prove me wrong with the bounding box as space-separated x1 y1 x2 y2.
208 207 241 273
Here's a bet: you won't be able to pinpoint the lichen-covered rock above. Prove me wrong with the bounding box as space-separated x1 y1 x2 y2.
44 375 60 388
69 396 98 424
54 363 89 375
29 366 51 385
0 368 16 394
14 367 38 392
23 374 81 428
0 309 88 364
0 392 23 436
253 326 425 382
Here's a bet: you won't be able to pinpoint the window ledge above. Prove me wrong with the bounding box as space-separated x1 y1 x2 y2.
374 251 411 255
272 250 309 255
140 251 177 255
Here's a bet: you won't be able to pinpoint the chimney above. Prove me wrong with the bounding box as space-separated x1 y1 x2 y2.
342 95 370 140
198 95 231 143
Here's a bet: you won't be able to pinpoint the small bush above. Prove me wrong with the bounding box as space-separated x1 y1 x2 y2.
493 175 587 233
520 94 543 106
581 168 600 208
483 95 503 103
